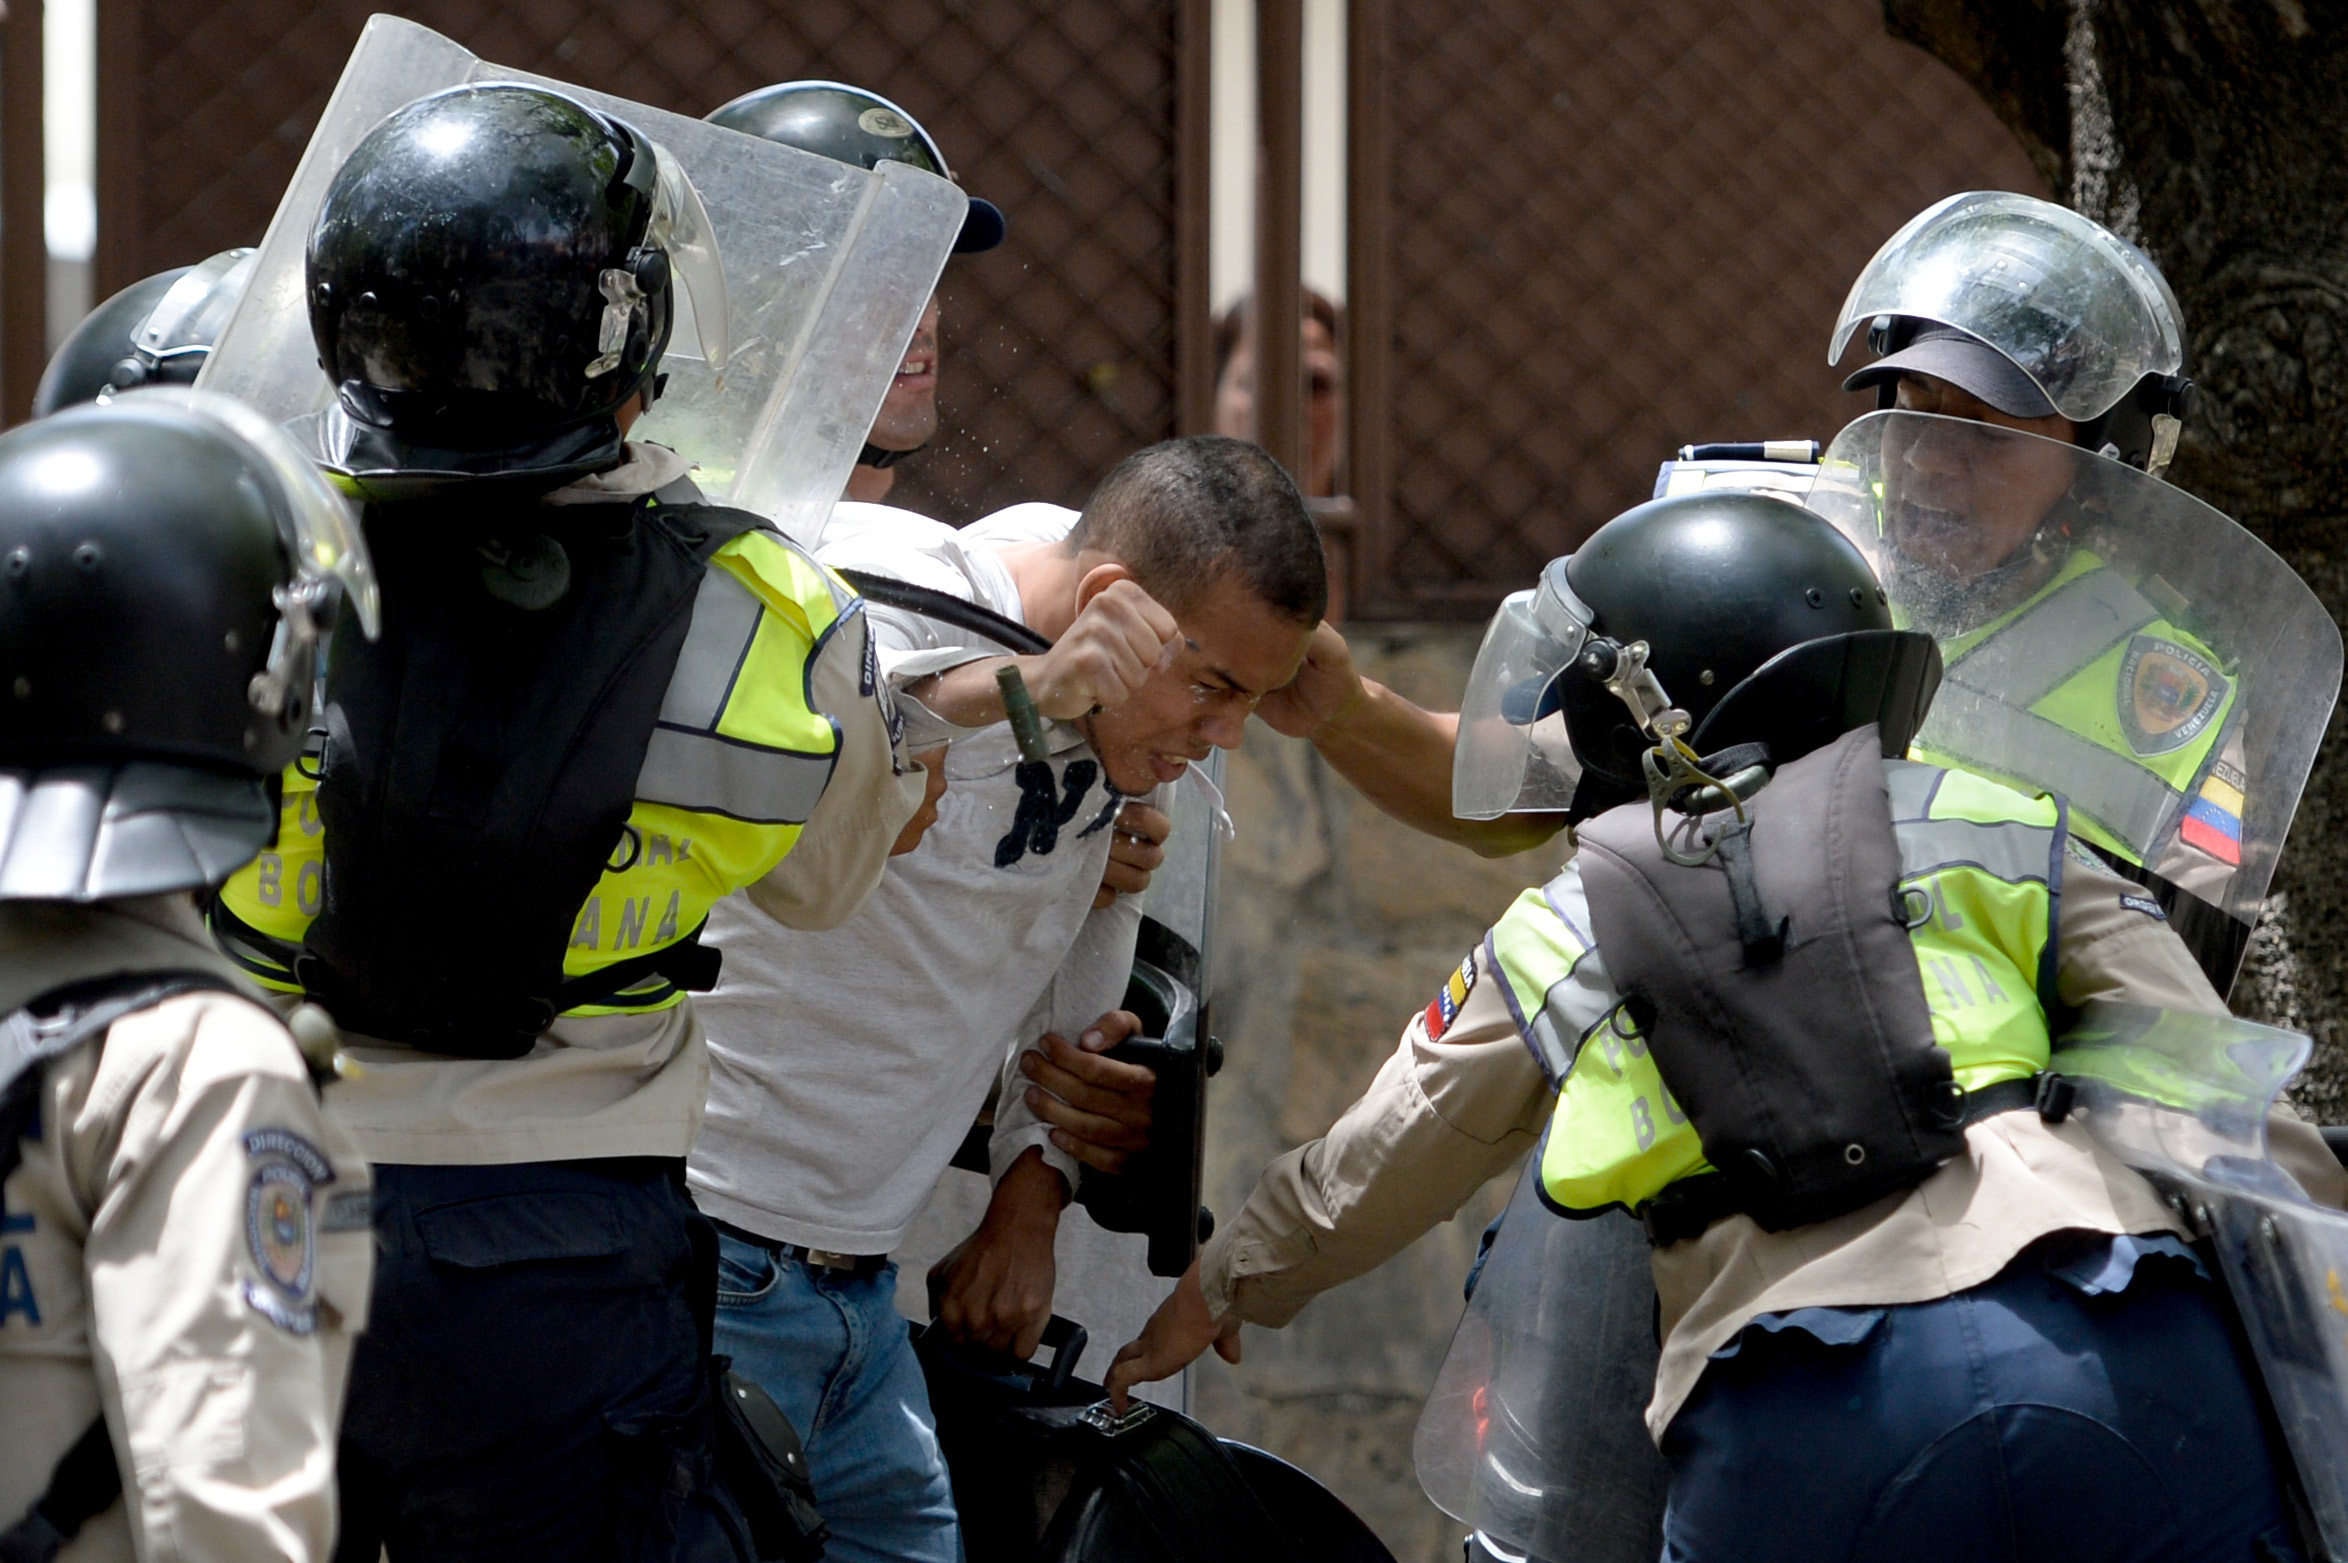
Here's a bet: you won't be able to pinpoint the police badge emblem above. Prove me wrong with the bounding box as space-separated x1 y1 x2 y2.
242 1127 335 1334
2118 635 2228 757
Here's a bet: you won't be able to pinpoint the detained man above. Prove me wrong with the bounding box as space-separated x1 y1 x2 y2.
686 435 1326 1563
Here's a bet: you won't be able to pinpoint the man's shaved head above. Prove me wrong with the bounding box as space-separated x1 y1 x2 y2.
1067 435 1327 626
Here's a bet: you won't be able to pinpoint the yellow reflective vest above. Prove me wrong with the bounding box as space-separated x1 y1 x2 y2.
1485 760 2064 1216
214 525 865 1020
1912 549 2243 874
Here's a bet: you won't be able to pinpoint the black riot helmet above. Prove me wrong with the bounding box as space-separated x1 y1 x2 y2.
34 269 182 416
32 248 257 417
1455 493 1940 821
707 81 1006 254
302 83 726 499
0 389 379 900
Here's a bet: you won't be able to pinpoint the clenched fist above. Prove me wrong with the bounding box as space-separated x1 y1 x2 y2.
1018 580 1181 720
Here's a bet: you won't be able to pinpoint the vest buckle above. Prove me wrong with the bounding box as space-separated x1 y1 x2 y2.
2034 1070 2076 1124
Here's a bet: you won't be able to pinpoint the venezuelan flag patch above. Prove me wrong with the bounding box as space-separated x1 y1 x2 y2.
2178 760 2246 866
1424 953 1478 1042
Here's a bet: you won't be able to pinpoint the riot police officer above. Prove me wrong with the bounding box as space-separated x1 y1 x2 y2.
199 82 931 1559
0 389 378 1561
705 81 1004 502
1106 490 2346 1561
1823 193 2261 987
32 248 256 415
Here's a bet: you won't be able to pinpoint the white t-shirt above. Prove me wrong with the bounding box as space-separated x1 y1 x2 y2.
686 502 1146 1254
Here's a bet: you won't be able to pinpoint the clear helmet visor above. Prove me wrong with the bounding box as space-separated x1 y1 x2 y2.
121 385 380 641
645 139 730 370
1806 410 2339 928
1454 556 1590 820
1828 191 2184 424
131 247 257 373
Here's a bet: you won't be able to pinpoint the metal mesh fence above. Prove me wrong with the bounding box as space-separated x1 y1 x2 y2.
1366 0 2048 617
103 0 1184 520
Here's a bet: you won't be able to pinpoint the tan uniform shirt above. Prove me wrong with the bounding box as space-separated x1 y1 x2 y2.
1200 846 2348 1440
0 897 373 1561
305 445 927 1166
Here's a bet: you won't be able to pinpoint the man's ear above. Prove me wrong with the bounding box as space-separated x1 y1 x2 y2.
1073 558 1139 613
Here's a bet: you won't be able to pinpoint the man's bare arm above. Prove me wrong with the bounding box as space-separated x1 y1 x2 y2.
1256 621 1567 858
906 579 1178 727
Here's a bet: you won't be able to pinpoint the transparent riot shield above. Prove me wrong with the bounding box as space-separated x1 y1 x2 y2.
1078 750 1229 1277
1806 411 2341 967
197 14 963 546
1414 1154 1671 1563
2050 1002 2348 1554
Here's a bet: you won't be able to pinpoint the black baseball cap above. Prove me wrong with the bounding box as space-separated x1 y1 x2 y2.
1842 323 2060 420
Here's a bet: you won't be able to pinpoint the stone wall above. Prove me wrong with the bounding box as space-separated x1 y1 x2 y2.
1191 624 1574 1561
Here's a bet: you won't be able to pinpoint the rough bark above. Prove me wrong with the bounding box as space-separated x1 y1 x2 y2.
1885 0 2348 1111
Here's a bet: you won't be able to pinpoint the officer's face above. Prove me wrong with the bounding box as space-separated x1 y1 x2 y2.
1882 373 2080 581
1084 571 1314 794
867 294 941 453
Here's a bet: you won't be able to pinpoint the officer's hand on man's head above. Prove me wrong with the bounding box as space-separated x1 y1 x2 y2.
929 1146 1065 1359
1019 1011 1155 1172
1023 578 1181 721
1253 620 1364 742
889 745 950 857
1093 801 1171 909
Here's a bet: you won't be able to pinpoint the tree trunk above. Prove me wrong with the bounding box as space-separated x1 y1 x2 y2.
1884 0 2348 1109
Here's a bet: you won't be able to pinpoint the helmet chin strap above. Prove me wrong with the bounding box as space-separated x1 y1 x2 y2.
1580 637 1766 868
857 440 927 470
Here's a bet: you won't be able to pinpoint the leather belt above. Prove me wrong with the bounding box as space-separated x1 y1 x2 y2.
712 1217 890 1278
1637 1073 2064 1248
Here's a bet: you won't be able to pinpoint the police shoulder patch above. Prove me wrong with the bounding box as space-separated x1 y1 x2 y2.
242 1127 334 1335
2118 634 2228 756
1423 951 1479 1042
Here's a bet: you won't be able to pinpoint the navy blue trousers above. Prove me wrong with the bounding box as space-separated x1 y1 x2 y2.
332 1158 751 1563
1660 1235 2303 1563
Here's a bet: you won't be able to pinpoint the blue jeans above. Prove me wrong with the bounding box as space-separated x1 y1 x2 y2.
712 1233 961 1563
1660 1234 2302 1563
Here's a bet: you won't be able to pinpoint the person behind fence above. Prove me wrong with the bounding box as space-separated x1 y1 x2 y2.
706 81 1006 507
687 435 1324 1563
1213 289 1346 501
1105 488 2347 1563
198 83 936 1561
0 392 379 1562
